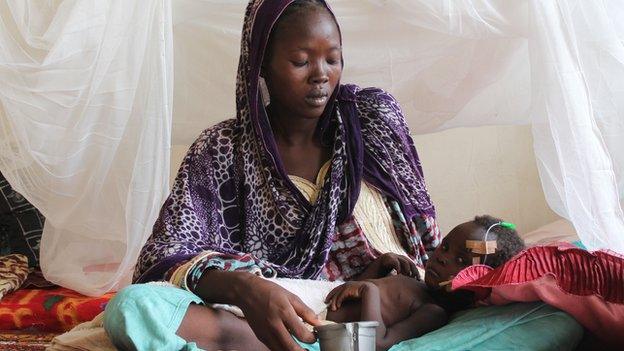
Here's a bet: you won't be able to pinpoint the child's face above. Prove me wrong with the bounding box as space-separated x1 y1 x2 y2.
425 222 488 289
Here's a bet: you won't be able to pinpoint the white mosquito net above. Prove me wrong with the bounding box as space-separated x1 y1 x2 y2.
1 0 623 295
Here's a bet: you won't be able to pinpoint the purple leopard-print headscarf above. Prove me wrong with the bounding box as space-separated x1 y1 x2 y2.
134 0 435 282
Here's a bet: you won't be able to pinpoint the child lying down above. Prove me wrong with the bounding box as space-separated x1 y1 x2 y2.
320 215 524 350
186 215 525 351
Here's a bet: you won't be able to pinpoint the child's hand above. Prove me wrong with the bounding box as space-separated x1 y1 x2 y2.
375 253 420 279
325 281 376 311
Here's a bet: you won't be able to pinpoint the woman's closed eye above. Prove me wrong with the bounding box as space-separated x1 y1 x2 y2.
291 60 308 67
327 55 341 66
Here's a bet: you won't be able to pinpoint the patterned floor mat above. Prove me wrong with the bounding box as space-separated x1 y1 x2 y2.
0 330 56 351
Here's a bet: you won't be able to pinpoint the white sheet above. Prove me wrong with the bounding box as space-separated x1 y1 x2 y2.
521 219 579 247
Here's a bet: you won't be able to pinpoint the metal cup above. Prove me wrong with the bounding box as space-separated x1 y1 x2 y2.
314 321 379 351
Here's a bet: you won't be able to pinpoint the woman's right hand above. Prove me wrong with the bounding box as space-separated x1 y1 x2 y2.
236 275 320 351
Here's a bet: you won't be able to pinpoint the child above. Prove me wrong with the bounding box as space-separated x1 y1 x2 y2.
317 215 526 351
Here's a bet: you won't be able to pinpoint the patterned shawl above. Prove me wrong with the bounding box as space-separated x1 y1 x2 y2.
135 0 435 282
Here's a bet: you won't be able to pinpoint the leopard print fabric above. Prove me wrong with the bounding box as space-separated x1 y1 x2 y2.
0 254 29 300
134 0 436 282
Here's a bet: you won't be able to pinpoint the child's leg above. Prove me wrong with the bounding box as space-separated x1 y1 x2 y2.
177 303 269 351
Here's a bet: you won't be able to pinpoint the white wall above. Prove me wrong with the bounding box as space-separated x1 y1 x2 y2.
170 125 560 237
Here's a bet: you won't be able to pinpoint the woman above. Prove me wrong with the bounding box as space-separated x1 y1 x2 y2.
105 1 439 350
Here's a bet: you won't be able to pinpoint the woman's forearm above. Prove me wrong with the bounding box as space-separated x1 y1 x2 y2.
192 269 257 305
355 261 382 280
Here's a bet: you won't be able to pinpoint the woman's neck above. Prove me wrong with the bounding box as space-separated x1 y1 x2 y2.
268 104 320 146
266 103 331 182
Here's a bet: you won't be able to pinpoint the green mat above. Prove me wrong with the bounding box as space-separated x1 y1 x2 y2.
390 302 582 351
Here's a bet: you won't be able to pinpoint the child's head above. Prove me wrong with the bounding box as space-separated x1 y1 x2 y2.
424 215 525 289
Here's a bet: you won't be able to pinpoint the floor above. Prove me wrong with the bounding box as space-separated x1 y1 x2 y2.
0 330 56 351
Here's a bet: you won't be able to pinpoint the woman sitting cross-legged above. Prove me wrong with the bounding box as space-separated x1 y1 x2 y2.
103 1 441 350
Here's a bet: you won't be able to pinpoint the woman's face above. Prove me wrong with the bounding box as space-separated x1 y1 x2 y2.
263 7 342 120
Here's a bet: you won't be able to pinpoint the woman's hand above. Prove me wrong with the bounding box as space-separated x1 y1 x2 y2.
324 281 377 311
358 253 420 280
237 275 320 351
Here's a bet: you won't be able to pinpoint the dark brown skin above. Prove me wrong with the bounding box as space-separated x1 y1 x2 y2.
356 251 420 280
175 6 343 351
324 276 447 351
323 223 491 351
177 302 269 351
263 6 342 182
425 221 487 288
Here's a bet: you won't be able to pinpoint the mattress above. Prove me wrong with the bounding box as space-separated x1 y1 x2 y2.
521 218 579 246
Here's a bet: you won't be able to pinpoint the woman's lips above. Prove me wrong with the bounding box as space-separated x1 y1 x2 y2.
304 94 328 107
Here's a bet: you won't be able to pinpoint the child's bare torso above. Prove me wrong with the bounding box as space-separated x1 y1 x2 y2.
326 275 432 325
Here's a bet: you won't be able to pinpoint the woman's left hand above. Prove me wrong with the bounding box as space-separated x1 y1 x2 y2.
324 281 376 311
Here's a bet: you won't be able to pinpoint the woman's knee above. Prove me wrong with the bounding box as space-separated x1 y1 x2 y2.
104 283 203 350
107 284 149 308
178 304 268 351
104 284 160 327
104 284 148 327
176 303 222 349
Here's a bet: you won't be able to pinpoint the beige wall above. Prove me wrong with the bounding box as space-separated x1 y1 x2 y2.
170 145 189 180
413 125 559 235
170 125 560 237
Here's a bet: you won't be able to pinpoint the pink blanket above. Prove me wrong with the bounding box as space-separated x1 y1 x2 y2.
451 245 624 344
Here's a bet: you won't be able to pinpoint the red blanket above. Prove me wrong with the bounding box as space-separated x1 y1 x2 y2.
452 245 624 344
0 287 114 332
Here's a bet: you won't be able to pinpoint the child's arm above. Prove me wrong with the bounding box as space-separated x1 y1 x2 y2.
326 282 447 351
325 281 387 341
373 302 447 351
